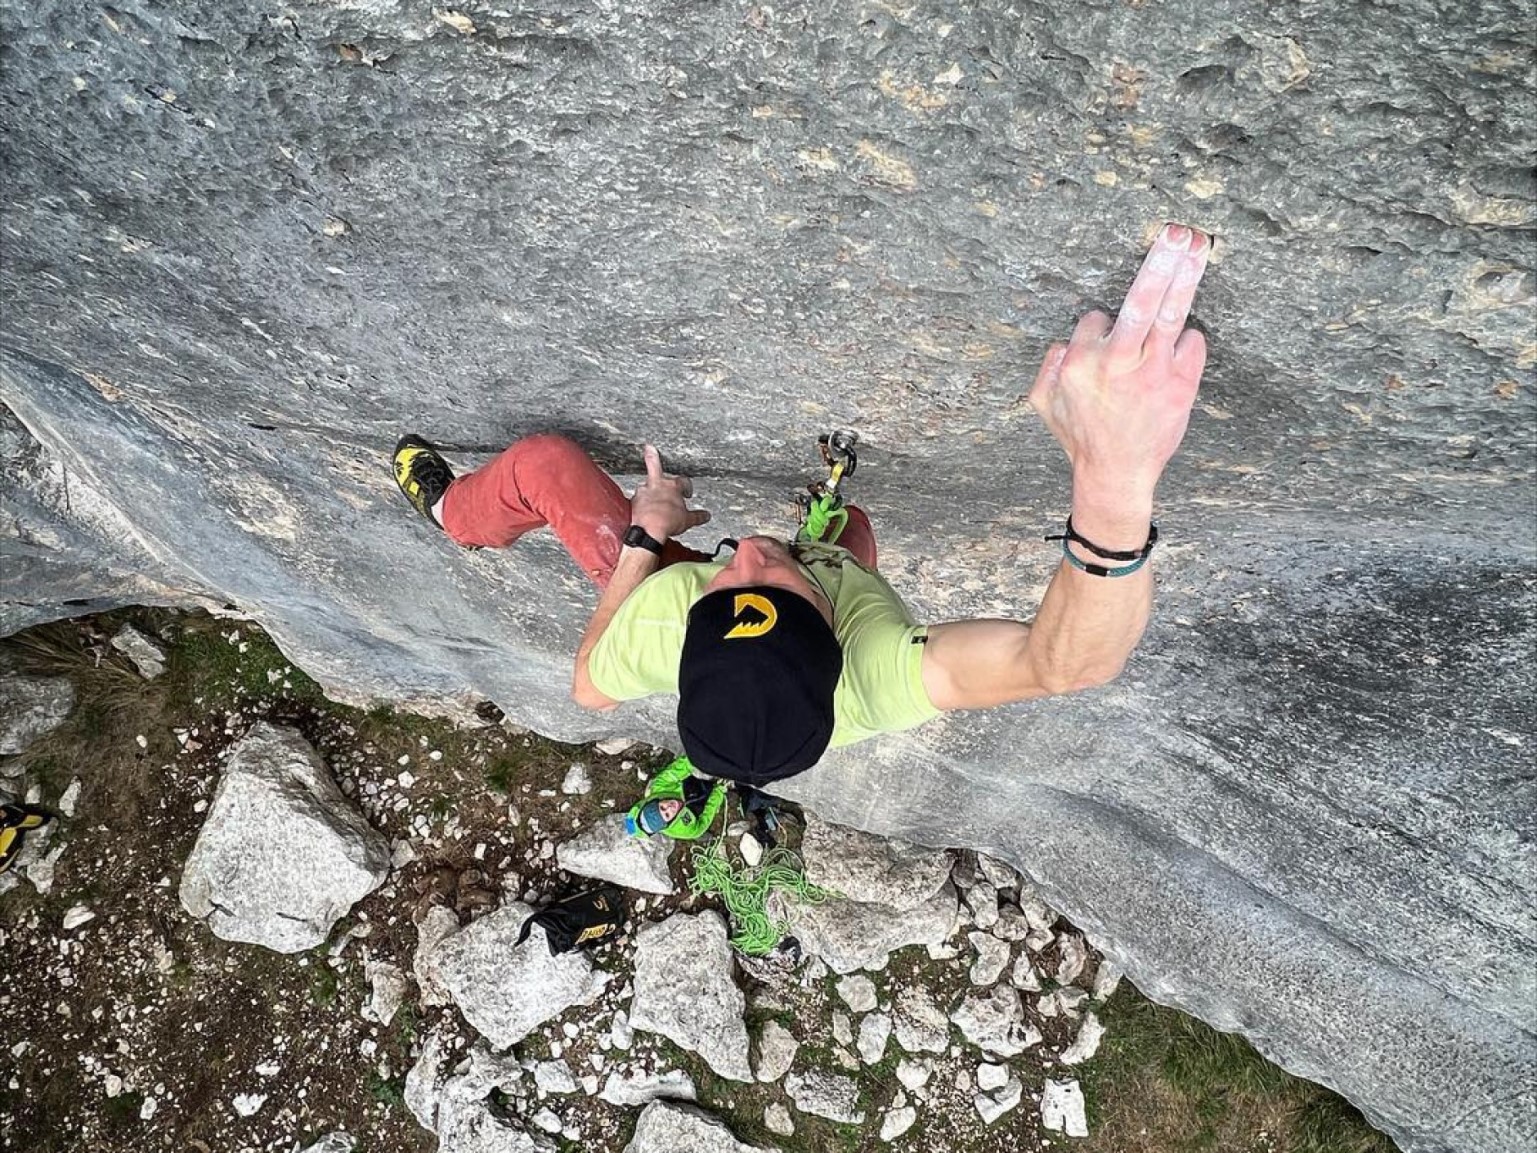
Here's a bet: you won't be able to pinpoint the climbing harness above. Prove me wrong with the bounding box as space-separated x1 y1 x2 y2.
795 429 859 546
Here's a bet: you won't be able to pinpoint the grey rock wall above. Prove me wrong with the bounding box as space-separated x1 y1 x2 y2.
1 1 1533 1150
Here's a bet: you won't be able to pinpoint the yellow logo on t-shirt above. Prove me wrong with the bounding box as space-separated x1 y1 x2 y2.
724 593 778 639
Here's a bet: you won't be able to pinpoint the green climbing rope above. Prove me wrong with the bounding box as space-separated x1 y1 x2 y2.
796 492 848 546
689 838 832 955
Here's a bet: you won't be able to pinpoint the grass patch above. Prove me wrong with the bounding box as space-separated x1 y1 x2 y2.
164 619 323 710
484 757 516 794
1076 984 1399 1153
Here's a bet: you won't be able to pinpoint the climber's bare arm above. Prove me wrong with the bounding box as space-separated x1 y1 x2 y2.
572 547 654 711
922 224 1211 710
572 445 711 711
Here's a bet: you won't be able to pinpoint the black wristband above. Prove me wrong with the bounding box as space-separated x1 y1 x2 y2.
1045 516 1158 562
622 525 666 556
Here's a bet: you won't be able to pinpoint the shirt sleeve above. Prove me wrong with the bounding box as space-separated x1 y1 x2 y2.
585 565 706 700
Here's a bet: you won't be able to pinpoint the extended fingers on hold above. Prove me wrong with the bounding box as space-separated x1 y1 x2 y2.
1151 230 1211 340
642 444 664 483
1109 224 1191 356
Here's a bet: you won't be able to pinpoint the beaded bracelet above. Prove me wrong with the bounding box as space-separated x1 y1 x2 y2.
1046 518 1159 578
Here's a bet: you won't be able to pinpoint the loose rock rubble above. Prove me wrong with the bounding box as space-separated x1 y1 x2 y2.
1 616 1145 1153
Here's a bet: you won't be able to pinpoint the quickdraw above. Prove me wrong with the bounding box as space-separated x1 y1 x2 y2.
795 429 859 545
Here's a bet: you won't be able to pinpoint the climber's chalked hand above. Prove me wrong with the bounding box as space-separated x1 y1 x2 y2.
630 444 712 542
1027 223 1211 504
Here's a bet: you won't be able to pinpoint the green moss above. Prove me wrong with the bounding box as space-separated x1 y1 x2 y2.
309 963 340 1008
366 1069 405 1111
165 620 322 710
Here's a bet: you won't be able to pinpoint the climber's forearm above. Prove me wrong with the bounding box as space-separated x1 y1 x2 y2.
920 480 1154 708
572 545 661 710
1023 482 1155 695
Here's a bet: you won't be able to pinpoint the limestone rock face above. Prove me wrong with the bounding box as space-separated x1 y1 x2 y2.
2 1 1534 1150
178 722 388 952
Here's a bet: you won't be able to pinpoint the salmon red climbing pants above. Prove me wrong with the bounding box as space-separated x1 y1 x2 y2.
439 434 878 588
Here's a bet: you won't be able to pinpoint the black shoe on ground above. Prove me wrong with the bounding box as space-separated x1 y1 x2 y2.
393 434 455 528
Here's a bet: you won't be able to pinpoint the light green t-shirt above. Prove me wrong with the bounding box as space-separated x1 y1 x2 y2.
587 542 940 747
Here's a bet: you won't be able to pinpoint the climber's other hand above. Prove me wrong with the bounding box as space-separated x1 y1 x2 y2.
630 444 711 541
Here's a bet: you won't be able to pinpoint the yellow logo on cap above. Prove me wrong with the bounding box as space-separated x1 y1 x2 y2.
724 593 778 639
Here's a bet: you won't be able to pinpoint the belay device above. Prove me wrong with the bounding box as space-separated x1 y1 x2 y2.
516 886 627 955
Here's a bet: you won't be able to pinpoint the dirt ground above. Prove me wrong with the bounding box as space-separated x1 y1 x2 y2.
0 608 1397 1153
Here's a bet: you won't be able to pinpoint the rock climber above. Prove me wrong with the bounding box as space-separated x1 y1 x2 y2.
393 224 1213 834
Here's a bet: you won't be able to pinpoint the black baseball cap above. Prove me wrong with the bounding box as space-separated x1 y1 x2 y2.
676 585 842 784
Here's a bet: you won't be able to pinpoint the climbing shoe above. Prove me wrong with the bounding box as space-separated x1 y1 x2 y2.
0 803 53 875
393 434 455 528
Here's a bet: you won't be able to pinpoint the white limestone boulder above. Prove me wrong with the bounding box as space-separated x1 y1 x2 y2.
800 813 954 908
770 881 959 973
420 902 609 1049
178 722 388 952
598 1069 697 1108
629 911 752 1081
110 623 166 678
835 974 878 1013
784 1070 866 1124
1042 1078 1089 1137
892 987 952 1054
556 815 675 895
950 985 1037 1058
405 1031 553 1153
753 1020 799 1083
623 1101 779 1153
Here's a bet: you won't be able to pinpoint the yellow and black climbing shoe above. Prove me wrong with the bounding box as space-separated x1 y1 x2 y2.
393 434 455 528
0 803 54 875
